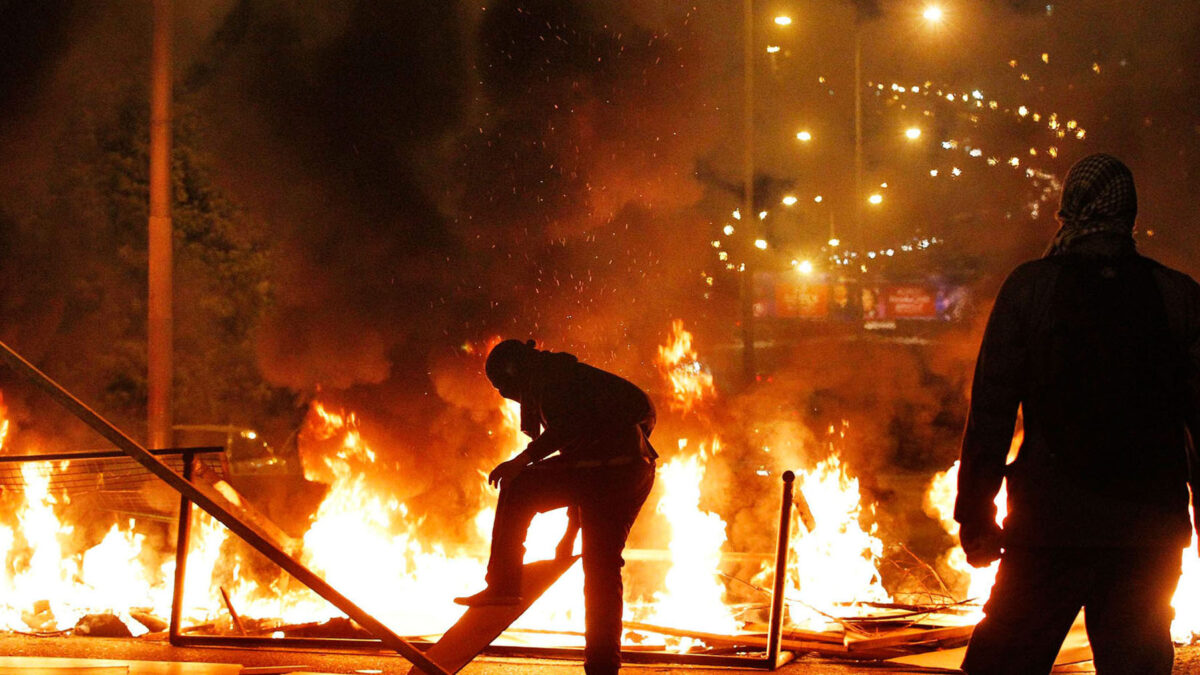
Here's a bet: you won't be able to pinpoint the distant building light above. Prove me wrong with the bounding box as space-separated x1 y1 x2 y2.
781 195 798 206
754 239 768 250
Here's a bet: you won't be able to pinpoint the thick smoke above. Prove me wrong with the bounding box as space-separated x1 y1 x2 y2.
1 0 1200 594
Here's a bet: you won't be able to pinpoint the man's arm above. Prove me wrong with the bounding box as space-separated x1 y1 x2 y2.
487 425 578 487
954 266 1033 564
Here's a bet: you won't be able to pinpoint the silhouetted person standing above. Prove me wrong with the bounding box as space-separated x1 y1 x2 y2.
955 154 1200 674
457 339 657 675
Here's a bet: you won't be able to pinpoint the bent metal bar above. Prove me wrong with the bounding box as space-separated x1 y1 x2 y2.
168 472 798 670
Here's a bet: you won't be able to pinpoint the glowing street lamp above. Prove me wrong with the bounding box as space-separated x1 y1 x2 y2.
905 126 922 140
868 193 884 205
774 15 793 26
923 5 944 23
796 130 813 142
781 195 798 206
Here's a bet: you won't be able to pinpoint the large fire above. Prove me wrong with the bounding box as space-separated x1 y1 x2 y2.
0 323 1194 652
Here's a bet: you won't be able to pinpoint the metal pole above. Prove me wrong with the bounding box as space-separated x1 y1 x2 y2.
0 340 450 675
740 0 756 385
853 28 863 253
148 0 174 450
168 448 194 645
766 470 794 666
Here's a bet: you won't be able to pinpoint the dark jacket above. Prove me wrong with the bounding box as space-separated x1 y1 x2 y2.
520 350 658 465
955 238 1200 547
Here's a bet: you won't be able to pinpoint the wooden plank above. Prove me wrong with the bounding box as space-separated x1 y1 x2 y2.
407 556 579 675
886 611 1092 671
0 340 449 675
623 621 911 659
844 624 974 652
0 656 239 675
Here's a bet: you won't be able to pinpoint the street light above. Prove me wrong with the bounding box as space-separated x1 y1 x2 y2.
905 126 922 139
853 4 946 250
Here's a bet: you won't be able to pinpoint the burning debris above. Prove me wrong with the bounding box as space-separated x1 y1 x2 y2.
0 321 1193 671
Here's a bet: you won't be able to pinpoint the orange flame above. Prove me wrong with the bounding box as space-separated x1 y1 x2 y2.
655 320 715 415
778 453 891 630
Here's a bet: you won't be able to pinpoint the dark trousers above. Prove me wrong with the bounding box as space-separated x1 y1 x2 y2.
485 459 655 675
963 546 1183 675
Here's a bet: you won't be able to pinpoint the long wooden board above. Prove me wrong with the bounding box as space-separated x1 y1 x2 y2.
0 340 449 675
407 556 580 675
885 610 1092 670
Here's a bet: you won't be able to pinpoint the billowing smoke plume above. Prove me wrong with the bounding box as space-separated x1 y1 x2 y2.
0 0 1199 574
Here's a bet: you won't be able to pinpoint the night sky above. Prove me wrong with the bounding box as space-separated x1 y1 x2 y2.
0 0 1198 497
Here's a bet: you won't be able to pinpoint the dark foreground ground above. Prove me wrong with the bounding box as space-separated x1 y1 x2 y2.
0 636 1197 674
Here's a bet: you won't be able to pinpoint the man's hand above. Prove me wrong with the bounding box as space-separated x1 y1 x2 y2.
488 458 526 488
960 520 1003 568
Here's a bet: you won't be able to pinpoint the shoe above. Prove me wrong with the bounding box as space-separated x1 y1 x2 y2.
453 588 523 607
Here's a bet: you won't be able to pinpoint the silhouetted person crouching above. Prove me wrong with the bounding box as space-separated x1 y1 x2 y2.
457 339 657 675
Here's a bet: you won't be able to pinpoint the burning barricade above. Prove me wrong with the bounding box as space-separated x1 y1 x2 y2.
0 322 1192 669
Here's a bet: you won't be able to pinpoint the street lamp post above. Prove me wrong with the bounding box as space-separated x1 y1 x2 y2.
853 26 864 256
741 0 756 385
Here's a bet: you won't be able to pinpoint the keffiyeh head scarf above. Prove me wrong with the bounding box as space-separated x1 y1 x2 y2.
1045 153 1138 257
